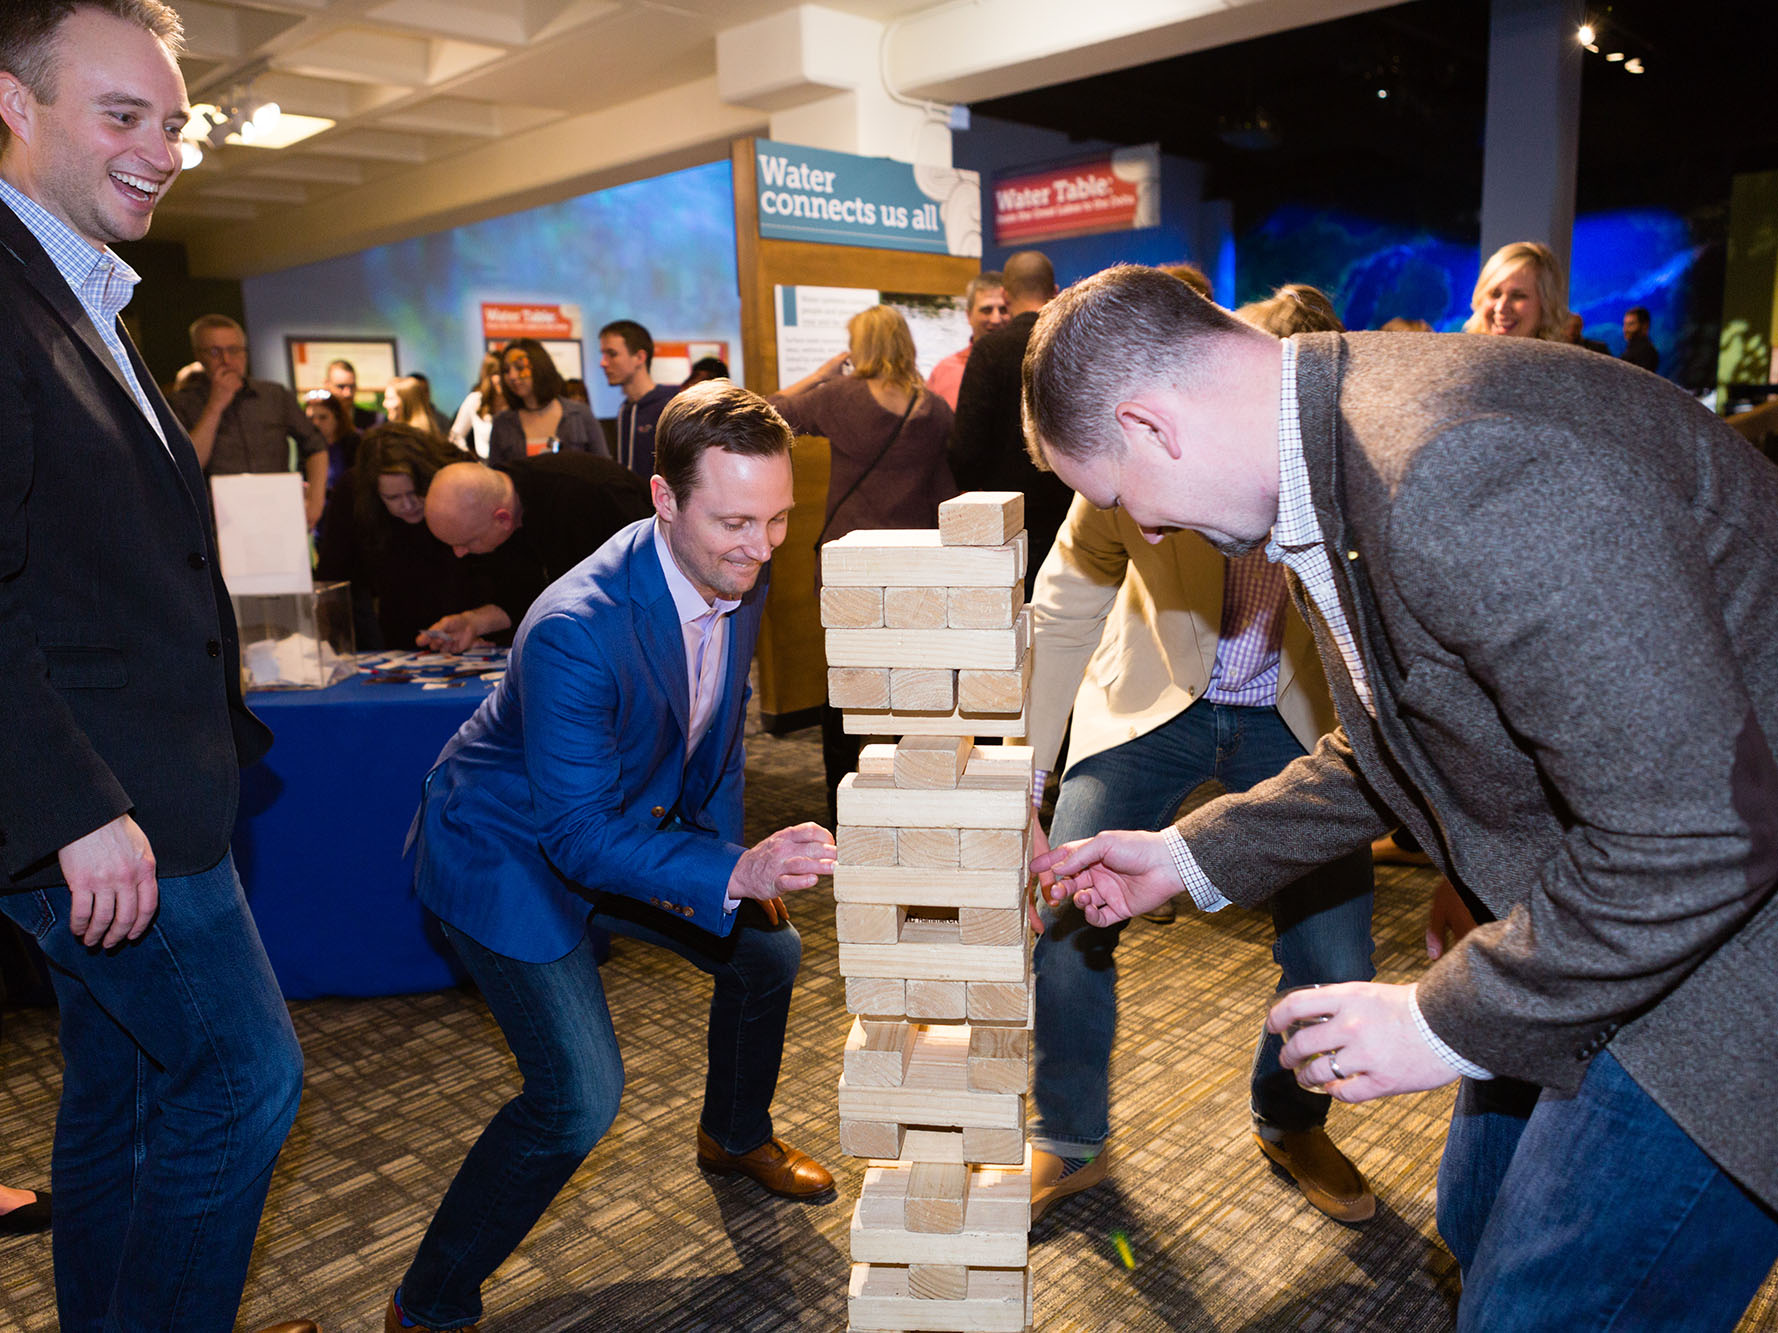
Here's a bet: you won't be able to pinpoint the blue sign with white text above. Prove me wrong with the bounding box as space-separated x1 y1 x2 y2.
754 139 981 257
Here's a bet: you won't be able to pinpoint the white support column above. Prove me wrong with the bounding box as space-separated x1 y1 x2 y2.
1479 0 1584 280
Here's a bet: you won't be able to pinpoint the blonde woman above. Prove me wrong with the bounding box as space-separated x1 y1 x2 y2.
448 353 506 459
382 376 442 437
772 304 958 807
1463 241 1569 340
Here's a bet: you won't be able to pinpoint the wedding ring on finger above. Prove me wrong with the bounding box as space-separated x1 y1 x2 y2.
1327 1052 1347 1082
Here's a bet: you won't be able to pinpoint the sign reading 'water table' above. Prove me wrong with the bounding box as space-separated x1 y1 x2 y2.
992 145 1160 246
754 139 981 257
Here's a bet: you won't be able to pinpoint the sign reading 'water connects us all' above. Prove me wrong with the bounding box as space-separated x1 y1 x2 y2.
754 139 981 258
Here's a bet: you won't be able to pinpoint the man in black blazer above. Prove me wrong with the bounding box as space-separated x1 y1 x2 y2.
1026 265 1778 1329
948 248 1073 595
0 5 309 1331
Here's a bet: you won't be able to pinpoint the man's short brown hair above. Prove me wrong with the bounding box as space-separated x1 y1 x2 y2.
654 381 792 505
0 1 184 150
1023 263 1249 468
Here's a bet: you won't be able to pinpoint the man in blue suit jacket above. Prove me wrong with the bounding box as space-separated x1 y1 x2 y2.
388 382 837 1333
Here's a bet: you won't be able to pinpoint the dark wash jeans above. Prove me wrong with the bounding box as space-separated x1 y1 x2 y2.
0 852 304 1333
399 897 802 1329
1441 1049 1778 1330
1033 702 1376 1156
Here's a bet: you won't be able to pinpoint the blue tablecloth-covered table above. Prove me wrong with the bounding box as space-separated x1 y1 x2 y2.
236 672 491 1000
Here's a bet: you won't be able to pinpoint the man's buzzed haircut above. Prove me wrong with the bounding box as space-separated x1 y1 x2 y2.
1002 251 1055 303
654 381 792 505
0 1 184 151
1022 263 1250 468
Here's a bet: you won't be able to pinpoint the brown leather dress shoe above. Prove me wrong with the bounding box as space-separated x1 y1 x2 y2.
1030 1147 1110 1222
696 1125 834 1200
1254 1124 1376 1225
385 1295 477 1332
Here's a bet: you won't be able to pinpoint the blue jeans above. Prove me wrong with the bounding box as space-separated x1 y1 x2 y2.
1440 1049 1778 1330
0 852 304 1333
400 897 802 1329
1032 703 1375 1155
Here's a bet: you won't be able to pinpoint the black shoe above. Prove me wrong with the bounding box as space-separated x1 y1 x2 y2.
0 1192 50 1235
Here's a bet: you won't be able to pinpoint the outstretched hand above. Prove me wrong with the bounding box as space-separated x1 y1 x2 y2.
1266 981 1463 1102
729 821 835 901
1028 828 1180 928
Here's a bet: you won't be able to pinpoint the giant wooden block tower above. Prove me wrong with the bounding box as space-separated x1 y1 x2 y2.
821 491 1037 1333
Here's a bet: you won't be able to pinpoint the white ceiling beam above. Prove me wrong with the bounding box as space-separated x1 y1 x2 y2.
243 156 368 185
375 98 504 137
318 127 431 162
198 178 312 204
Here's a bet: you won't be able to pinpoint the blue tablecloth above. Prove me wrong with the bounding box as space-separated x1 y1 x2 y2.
236 672 491 999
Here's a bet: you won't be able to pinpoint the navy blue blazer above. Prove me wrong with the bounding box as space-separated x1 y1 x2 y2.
413 519 765 962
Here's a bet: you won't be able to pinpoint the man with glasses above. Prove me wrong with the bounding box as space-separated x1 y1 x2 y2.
170 312 329 528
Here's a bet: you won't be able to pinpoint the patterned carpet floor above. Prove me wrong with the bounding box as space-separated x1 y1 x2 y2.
2 707 1775 1331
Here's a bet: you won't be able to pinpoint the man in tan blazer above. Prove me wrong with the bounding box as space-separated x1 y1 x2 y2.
1024 491 1375 1223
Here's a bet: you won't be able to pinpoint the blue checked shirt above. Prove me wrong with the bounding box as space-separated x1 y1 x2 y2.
0 179 167 451
1160 338 1490 1080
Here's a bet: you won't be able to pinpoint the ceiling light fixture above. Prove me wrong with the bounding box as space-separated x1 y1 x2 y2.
183 86 328 155
1624 57 1644 73
1577 22 1596 45
1606 50 1624 61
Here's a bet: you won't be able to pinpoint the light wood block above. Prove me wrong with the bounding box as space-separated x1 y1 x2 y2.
845 1017 916 1087
948 583 1023 629
830 667 892 710
966 980 1031 1023
883 586 948 629
905 979 966 1019
896 826 959 868
958 907 1025 948
939 492 1024 547
827 624 1026 672
960 827 1027 871
834 865 1025 910
958 632 1034 713
906 1161 969 1234
840 1119 906 1158
962 745 1036 788
841 699 1029 737
823 530 1020 588
838 902 906 944
889 667 955 712
837 1078 1022 1131
893 735 972 789
848 1263 1027 1333
872 1128 964 1165
838 825 898 866
961 1126 1026 1165
858 743 898 777
909 1264 970 1301
1013 530 1028 581
823 585 885 629
967 1027 1029 1094
850 1160 1030 1266
839 774 1028 830
841 917 1027 982
847 976 907 1017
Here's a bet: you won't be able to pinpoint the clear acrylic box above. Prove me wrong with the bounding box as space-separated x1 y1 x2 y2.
231 580 357 690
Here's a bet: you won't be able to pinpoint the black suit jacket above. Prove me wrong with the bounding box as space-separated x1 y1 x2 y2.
947 310 1075 595
0 202 270 890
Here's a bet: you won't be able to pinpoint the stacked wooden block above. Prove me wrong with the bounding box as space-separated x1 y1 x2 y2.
822 492 1037 1333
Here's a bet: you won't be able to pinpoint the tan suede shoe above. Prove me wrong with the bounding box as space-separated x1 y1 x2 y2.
1254 1124 1376 1225
696 1125 835 1199
1030 1147 1110 1223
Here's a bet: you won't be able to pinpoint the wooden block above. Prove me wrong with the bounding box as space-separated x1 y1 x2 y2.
838 902 906 944
838 825 898 866
858 743 897 777
893 735 972 789
847 976 906 1017
889 668 955 712
966 980 1030 1023
1013 530 1028 580
840 1119 905 1158
883 586 949 629
962 1125 1026 1165
967 1027 1030 1094
827 624 1025 671
962 745 1036 789
909 1264 969 1301
830 667 891 709
905 1162 969 1234
839 774 1028 830
948 582 1023 629
823 529 1020 588
957 630 1033 712
846 1016 916 1087
849 1161 1030 1267
848 1263 1027 1333
870 1128 964 1165
841 916 1026 981
960 827 1027 871
841 699 1029 737
896 826 959 868
823 585 884 628
835 864 1025 910
837 1078 1023 1130
958 907 1024 947
905 978 966 1019
939 491 1024 547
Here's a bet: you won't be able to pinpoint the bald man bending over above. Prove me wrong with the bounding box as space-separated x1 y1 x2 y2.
419 452 652 650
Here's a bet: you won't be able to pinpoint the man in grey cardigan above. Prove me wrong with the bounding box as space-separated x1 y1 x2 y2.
1026 265 1778 1329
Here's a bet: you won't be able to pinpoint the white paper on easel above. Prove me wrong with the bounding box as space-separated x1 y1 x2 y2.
211 472 312 596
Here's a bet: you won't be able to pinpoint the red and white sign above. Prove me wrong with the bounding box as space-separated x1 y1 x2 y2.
992 146 1160 246
481 301 582 341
